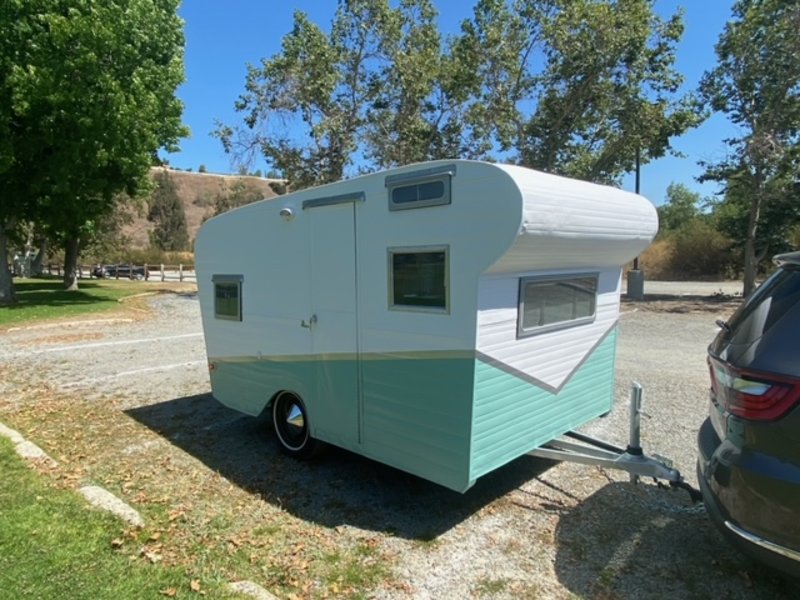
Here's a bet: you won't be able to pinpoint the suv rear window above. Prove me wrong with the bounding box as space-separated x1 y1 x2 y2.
723 267 800 347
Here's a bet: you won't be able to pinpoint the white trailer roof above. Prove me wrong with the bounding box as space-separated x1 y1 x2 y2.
488 164 658 273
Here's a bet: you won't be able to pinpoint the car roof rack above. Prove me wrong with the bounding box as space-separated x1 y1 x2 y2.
774 251 800 267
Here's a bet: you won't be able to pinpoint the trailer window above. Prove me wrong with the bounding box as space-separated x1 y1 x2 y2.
389 247 449 312
212 274 243 321
389 178 450 210
385 164 455 211
518 274 597 337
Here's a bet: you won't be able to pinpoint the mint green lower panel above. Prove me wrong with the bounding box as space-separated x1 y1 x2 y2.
210 358 358 450
470 330 618 481
210 359 313 417
361 357 475 492
211 355 477 492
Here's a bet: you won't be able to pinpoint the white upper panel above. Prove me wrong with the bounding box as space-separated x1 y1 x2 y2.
196 160 657 360
476 268 622 390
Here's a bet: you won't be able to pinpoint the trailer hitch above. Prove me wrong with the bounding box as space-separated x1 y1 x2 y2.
669 480 703 504
528 382 702 504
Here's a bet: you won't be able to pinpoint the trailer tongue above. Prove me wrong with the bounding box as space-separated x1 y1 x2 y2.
528 382 702 503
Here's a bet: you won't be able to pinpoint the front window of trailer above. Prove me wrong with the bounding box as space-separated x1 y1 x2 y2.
518 274 598 337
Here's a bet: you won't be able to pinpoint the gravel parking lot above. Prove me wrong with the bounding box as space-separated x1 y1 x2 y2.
1 283 798 599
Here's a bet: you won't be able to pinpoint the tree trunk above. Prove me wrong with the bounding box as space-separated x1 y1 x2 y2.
743 238 757 298
742 189 764 298
63 236 80 291
0 225 16 305
31 237 47 276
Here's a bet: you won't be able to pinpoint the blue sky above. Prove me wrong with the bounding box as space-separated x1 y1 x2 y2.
166 0 736 206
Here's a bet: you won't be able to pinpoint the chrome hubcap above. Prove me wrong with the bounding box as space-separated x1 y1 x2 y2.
286 403 304 433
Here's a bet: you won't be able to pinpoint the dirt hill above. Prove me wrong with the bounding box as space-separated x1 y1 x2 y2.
123 167 281 249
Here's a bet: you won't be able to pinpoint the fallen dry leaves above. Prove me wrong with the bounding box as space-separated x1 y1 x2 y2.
0 376 391 599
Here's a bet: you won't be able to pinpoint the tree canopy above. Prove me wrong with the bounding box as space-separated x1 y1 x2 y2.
453 0 702 183
217 0 701 190
0 0 187 300
657 183 702 233
215 0 459 188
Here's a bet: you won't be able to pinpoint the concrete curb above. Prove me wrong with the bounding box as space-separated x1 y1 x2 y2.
0 422 25 444
0 421 58 468
227 581 280 600
1 420 143 529
79 485 145 528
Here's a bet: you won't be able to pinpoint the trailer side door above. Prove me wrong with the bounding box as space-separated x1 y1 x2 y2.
305 195 362 449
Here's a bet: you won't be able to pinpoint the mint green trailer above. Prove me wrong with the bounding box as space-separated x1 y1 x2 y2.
195 160 657 492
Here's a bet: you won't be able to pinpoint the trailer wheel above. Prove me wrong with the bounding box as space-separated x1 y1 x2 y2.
272 392 321 459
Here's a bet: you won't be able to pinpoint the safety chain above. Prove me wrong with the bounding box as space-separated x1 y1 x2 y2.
598 468 708 516
645 479 707 515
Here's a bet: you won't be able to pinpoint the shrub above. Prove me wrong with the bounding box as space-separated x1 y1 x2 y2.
639 220 735 280
670 220 735 279
637 238 673 279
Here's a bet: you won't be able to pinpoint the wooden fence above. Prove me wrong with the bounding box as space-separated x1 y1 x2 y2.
41 264 197 282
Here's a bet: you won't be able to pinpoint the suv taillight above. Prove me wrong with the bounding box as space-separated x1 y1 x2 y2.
708 356 800 421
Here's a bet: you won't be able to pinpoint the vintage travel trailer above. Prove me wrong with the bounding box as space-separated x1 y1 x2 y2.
195 160 658 492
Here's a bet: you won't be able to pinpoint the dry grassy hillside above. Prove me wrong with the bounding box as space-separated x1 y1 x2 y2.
122 167 280 249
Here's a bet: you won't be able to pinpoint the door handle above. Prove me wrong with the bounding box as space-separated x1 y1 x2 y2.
300 314 317 329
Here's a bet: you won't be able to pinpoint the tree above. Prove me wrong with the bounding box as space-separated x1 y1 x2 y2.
216 0 462 189
220 0 700 191
453 0 702 184
710 175 800 279
657 183 702 232
699 0 800 296
269 181 288 196
208 181 264 219
0 0 187 300
364 0 473 167
652 183 734 279
78 202 136 263
0 1 43 303
216 7 356 189
147 170 189 252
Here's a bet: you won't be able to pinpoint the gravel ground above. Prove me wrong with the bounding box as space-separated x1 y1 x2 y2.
1 283 798 599
1 292 208 407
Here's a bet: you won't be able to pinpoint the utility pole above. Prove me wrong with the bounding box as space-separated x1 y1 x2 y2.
627 147 645 300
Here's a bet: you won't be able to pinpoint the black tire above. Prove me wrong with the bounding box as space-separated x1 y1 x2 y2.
272 392 322 459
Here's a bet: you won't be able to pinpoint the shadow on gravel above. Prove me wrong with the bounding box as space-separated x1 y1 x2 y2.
126 393 555 540
553 482 799 599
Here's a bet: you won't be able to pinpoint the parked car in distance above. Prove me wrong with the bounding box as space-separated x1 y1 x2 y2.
92 264 148 280
698 251 800 578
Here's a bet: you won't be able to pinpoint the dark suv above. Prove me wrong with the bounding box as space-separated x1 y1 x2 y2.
698 251 800 578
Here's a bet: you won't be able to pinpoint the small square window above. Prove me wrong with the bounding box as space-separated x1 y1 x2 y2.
212 275 243 321
389 247 449 312
518 275 597 337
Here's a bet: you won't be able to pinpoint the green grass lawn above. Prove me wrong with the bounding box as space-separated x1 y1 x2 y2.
0 278 173 328
0 437 236 599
